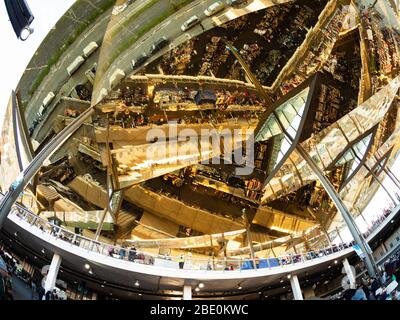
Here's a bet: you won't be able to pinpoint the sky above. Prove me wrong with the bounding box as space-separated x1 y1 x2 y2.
0 0 76 123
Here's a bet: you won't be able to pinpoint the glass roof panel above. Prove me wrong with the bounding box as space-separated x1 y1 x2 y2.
256 87 309 142
274 136 292 169
336 132 373 169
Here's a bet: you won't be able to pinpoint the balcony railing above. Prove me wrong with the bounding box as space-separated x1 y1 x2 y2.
7 201 358 272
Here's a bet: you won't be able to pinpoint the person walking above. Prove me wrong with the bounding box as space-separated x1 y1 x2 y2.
351 283 367 300
31 279 37 300
37 286 45 301
128 246 137 262
119 247 126 260
178 255 185 270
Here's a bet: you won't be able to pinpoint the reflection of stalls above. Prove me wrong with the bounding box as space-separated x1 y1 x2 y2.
42 211 114 231
194 90 217 105
123 229 245 249
229 225 321 257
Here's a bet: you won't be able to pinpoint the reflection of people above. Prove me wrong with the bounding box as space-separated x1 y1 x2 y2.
128 246 136 261
119 247 126 260
178 255 185 269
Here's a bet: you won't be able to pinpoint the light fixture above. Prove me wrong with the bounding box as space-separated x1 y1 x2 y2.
287 275 291 279
195 287 200 292
280 279 284 283
328 265 331 269
14 232 18 237
89 270 93 275
138 293 142 296
84 264 91 270
238 285 242 290
334 260 338 264
198 283 204 289
134 280 140 287
101 285 105 288
20 26 34 41
4 0 35 41
283 286 286 289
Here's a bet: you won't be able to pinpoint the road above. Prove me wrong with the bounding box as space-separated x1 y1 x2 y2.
92 0 293 105
28 0 156 134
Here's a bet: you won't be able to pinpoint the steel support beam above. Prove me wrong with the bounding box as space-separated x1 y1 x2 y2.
0 107 94 228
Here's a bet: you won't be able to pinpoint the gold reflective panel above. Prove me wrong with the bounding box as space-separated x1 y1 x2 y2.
0 96 21 192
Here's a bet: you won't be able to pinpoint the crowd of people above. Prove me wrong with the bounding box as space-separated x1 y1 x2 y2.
0 248 14 300
214 89 262 109
109 110 150 128
160 39 197 75
279 6 347 96
120 86 149 107
0 245 68 301
153 86 262 110
340 251 400 300
363 206 395 238
358 5 400 92
253 4 314 85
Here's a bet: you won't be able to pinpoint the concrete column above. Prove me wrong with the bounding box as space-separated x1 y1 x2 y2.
342 258 356 289
183 285 192 300
44 253 62 292
290 275 303 300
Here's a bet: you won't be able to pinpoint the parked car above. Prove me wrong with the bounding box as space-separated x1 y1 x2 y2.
181 15 200 32
226 0 250 8
204 1 225 16
82 41 99 58
42 91 55 111
149 37 169 55
67 56 85 76
132 53 148 68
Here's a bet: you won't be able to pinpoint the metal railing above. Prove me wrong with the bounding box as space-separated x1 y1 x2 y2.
7 201 360 272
